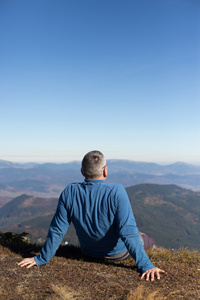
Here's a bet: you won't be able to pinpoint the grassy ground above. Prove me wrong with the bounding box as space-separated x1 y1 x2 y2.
0 236 199 299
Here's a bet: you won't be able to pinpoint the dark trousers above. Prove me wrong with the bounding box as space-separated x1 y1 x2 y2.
82 231 157 261
139 231 157 250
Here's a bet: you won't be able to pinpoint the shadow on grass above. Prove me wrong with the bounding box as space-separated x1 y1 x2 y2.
0 236 138 272
0 239 41 257
56 244 138 271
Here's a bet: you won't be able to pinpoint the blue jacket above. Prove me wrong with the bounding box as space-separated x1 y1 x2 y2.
35 179 155 273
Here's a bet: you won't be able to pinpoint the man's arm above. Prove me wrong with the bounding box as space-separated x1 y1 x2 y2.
115 185 166 280
18 190 70 268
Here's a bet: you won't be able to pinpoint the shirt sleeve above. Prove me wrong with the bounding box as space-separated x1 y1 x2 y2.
34 190 71 265
115 185 155 274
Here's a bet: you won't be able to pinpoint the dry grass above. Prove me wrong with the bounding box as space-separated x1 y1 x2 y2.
127 285 167 300
0 240 200 300
48 284 81 299
147 246 200 265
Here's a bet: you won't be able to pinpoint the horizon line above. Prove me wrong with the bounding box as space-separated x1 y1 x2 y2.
0 158 200 166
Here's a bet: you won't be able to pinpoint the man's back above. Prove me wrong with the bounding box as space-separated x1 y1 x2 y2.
62 179 127 256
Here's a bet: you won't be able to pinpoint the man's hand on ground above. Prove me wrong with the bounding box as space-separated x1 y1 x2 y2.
18 257 36 269
141 267 166 281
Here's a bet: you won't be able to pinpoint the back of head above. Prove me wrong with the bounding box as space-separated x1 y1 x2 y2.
81 150 106 179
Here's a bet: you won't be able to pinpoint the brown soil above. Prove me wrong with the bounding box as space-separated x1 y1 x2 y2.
0 243 200 299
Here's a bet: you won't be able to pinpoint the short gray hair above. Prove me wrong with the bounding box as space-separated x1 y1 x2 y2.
81 150 106 179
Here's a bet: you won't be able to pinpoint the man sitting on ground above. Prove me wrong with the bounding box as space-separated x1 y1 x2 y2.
18 150 165 281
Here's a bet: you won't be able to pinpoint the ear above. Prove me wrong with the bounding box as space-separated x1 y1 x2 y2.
103 166 107 179
81 168 84 177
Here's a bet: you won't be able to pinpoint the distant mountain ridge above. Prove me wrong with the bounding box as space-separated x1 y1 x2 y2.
1 159 200 173
0 159 200 200
108 160 200 175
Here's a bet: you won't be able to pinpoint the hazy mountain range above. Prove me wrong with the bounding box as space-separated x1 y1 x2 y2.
0 160 200 203
0 184 199 250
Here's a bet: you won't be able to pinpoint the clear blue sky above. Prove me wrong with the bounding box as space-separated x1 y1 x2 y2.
0 0 199 163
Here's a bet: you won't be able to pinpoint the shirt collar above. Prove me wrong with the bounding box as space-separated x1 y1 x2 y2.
84 179 105 183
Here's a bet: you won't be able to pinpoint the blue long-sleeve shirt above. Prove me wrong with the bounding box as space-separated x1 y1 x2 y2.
34 179 155 273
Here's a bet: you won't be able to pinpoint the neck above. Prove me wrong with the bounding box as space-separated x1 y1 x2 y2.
85 176 106 180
